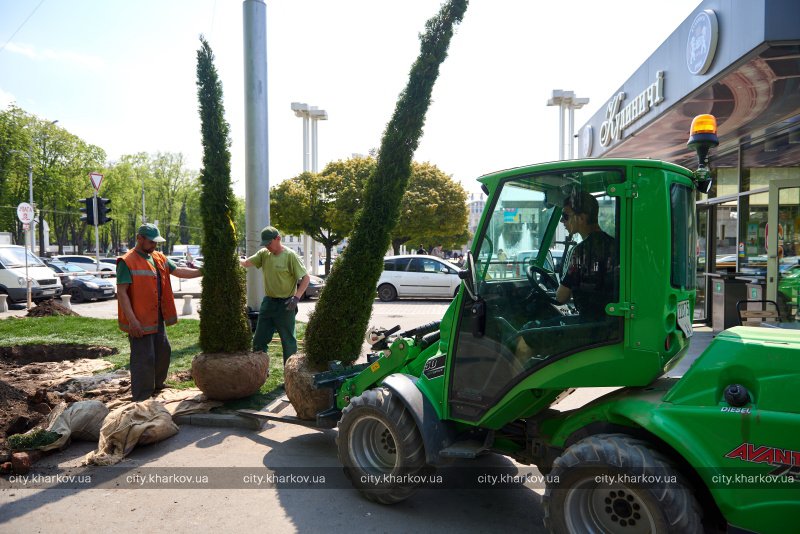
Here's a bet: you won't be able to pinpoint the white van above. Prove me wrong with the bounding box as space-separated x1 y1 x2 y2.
0 245 62 303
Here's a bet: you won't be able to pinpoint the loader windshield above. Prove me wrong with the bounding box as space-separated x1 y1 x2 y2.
450 167 624 422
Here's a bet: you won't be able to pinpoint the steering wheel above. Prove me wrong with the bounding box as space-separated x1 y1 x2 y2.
526 264 559 300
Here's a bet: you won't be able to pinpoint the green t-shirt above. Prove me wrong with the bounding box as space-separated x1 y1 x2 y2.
248 247 307 299
116 251 176 284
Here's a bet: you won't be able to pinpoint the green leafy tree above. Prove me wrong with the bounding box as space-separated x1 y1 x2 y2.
196 36 250 353
392 161 469 253
271 170 360 274
305 0 468 367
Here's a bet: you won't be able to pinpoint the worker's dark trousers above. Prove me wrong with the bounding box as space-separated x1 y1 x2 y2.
252 296 298 364
129 320 171 401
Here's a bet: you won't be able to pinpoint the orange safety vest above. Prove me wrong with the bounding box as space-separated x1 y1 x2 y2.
117 250 178 334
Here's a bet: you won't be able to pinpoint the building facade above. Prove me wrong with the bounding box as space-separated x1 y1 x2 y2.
579 0 800 322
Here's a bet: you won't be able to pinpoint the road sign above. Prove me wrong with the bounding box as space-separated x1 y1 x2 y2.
16 202 34 223
90 172 104 191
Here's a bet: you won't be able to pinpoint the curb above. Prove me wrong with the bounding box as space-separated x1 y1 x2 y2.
174 412 264 430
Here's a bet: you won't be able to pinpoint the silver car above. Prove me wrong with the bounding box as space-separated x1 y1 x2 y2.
377 255 461 301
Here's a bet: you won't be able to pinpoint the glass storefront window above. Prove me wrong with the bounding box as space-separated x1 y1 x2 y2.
714 200 738 271
695 209 708 320
738 192 768 276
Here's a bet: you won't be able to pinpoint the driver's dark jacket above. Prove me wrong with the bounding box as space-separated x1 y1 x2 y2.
561 230 618 321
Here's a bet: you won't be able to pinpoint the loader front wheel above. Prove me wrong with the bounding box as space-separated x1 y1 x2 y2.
337 387 428 504
543 433 703 534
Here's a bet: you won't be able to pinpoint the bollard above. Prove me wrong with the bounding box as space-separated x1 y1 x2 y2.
182 295 194 316
0 294 8 313
60 294 72 310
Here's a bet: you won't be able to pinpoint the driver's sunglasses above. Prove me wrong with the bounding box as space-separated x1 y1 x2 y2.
560 212 571 223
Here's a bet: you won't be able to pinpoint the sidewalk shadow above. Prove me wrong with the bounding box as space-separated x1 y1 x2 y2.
249 430 546 533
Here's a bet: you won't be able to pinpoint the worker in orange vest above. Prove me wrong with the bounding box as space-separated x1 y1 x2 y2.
117 224 203 401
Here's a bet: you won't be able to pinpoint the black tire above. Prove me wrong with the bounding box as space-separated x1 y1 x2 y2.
68 287 84 304
377 284 397 302
336 387 428 504
543 433 703 534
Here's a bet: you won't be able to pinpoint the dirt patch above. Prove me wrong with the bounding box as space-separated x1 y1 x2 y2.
25 299 79 317
0 344 117 364
169 370 193 383
0 345 125 461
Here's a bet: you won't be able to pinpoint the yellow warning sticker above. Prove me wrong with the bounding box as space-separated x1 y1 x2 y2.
370 361 381 372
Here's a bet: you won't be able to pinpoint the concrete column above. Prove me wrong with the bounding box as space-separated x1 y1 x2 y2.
243 0 269 309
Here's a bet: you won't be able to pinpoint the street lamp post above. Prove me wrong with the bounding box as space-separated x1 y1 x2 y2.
547 90 589 160
291 102 328 275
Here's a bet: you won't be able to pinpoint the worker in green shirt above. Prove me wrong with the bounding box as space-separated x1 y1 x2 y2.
240 226 310 364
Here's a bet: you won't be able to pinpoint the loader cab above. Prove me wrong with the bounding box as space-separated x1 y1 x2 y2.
447 161 697 422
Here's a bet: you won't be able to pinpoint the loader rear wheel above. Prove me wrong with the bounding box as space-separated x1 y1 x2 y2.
337 387 428 504
543 433 703 534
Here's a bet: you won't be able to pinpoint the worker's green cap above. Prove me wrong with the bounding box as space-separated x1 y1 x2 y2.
260 226 279 246
138 223 166 243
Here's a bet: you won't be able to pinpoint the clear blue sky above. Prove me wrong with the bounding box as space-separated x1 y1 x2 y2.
0 0 701 198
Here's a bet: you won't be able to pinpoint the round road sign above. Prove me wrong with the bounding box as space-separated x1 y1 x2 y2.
17 202 34 224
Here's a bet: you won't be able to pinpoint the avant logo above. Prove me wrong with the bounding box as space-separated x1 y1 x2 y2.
599 71 664 148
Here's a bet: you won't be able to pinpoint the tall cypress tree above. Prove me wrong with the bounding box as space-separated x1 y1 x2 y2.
196 36 250 353
304 0 468 367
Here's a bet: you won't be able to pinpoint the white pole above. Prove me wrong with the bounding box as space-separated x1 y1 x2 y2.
243 0 269 309
568 106 575 160
558 104 565 160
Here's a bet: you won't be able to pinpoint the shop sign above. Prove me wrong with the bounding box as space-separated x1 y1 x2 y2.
599 71 664 148
686 9 719 75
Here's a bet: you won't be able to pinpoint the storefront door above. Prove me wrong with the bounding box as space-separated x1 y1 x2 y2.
767 178 800 321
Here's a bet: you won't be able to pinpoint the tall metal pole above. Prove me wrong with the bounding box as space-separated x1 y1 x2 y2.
558 104 566 160
26 161 33 253
243 0 269 309
568 106 575 160
92 192 100 266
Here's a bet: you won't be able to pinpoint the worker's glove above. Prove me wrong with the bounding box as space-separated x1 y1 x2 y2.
285 296 300 311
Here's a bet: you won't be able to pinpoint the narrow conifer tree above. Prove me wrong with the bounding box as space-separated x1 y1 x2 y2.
196 36 250 353
304 0 468 367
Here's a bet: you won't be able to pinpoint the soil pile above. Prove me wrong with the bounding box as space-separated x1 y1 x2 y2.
25 299 80 317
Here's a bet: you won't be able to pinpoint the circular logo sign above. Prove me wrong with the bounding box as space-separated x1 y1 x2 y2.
580 125 593 158
16 202 34 224
686 9 719 75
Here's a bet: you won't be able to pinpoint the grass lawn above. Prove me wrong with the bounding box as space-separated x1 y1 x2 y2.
0 315 306 410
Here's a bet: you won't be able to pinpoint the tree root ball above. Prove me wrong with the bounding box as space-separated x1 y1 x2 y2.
283 353 332 420
191 351 269 401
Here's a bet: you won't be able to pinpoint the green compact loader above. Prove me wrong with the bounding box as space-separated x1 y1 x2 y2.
253 116 800 533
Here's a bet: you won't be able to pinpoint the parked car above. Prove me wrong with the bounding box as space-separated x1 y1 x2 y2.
303 274 325 299
376 254 461 301
53 254 115 276
0 245 62 303
167 255 188 267
44 260 116 303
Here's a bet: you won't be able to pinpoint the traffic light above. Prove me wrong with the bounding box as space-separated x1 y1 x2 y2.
79 197 95 225
97 197 112 225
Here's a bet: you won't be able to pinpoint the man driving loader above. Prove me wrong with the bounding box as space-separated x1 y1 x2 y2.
516 190 618 358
